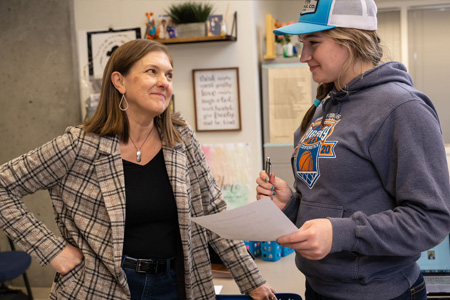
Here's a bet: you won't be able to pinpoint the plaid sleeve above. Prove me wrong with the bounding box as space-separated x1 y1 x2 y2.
183 125 266 294
0 126 81 266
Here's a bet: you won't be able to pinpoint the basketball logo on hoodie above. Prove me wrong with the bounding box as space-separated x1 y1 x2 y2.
293 117 339 189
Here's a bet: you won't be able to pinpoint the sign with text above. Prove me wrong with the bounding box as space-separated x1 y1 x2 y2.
193 68 241 132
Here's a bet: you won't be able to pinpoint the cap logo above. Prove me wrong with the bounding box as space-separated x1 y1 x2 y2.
301 0 319 15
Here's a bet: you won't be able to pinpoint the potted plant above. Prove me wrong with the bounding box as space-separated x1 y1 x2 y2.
166 2 214 38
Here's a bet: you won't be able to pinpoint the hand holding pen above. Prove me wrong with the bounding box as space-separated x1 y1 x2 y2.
260 158 332 261
256 157 292 210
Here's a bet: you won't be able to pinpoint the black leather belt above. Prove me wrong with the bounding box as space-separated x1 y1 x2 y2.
123 257 175 274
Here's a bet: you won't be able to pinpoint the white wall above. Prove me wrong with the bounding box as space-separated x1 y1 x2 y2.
74 0 263 203
73 0 450 204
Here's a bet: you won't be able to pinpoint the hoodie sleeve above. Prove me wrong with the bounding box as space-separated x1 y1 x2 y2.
331 98 450 256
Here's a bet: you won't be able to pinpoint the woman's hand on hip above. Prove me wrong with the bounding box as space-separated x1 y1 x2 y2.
50 243 84 275
256 171 292 210
277 218 333 260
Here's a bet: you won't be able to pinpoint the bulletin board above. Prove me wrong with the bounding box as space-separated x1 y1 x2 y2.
267 64 312 144
193 67 241 132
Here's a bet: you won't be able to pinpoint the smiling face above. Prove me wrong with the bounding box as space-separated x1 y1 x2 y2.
114 50 173 120
299 31 351 89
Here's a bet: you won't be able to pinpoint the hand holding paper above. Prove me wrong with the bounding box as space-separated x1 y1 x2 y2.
191 197 298 241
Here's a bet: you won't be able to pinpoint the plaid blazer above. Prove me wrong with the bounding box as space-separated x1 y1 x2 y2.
0 125 265 299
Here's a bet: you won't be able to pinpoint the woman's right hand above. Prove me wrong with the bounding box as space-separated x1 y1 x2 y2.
256 171 292 210
50 243 84 275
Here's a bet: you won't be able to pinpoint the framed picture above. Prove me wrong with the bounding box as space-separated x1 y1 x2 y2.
207 14 223 36
192 67 241 132
158 15 176 39
87 27 141 78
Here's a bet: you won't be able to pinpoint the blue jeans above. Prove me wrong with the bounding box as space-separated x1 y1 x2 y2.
121 256 179 300
305 273 427 300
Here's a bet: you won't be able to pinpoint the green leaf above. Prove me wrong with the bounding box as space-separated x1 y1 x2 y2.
165 2 214 24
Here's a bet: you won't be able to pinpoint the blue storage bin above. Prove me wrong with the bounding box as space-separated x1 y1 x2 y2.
261 241 282 261
282 246 294 257
216 293 302 300
244 241 261 257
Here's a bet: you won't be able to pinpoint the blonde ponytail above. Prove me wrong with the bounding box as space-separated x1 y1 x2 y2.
300 83 334 134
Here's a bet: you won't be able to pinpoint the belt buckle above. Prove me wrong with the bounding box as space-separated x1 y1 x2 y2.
135 259 146 273
135 259 159 274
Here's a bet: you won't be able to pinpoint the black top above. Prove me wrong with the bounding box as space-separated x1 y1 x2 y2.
122 149 179 259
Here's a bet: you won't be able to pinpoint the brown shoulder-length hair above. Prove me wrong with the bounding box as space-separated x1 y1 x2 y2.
300 28 384 135
82 39 186 147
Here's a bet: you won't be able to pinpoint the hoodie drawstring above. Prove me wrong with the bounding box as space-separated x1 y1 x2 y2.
320 89 350 128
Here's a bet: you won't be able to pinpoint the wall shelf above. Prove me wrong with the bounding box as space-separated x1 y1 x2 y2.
155 12 237 45
155 35 236 45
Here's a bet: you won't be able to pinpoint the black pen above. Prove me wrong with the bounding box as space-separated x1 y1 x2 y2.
265 157 272 180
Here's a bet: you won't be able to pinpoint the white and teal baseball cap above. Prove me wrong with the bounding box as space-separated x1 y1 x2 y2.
274 0 377 36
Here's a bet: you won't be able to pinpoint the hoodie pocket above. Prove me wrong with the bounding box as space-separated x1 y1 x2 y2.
296 200 359 282
297 200 344 227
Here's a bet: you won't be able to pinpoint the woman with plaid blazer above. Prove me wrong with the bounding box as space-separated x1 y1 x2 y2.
0 39 275 299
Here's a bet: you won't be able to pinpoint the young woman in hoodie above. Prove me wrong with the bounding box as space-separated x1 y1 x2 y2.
256 1 450 299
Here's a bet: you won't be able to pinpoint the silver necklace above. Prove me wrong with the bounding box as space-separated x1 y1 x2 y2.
128 126 154 163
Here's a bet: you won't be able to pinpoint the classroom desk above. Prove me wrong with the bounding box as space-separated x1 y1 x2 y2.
213 253 306 298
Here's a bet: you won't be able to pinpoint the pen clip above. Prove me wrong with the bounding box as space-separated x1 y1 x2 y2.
265 157 272 179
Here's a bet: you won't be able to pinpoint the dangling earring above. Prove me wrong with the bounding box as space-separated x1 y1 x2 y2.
119 94 128 111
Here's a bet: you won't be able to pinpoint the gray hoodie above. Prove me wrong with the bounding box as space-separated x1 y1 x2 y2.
284 62 450 299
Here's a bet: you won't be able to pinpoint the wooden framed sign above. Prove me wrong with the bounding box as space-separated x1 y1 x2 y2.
192 67 242 132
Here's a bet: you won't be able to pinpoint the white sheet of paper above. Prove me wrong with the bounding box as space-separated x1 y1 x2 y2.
192 197 298 241
214 285 223 294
